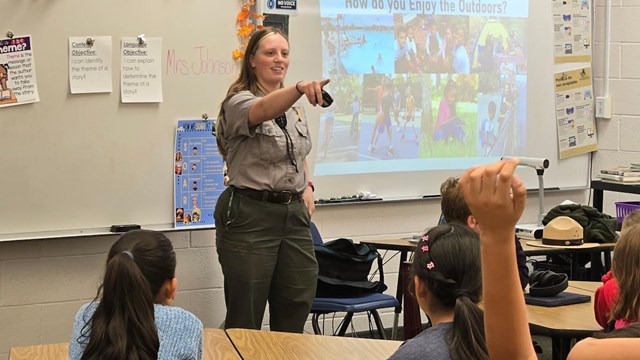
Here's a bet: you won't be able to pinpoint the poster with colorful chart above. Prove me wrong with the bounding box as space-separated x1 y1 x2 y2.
174 120 225 228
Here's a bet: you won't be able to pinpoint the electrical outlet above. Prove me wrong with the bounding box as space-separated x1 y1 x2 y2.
595 96 612 119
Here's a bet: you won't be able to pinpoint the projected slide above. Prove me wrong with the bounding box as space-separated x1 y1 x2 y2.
315 0 528 176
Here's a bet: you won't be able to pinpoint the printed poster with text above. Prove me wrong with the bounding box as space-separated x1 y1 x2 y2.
554 67 597 159
174 120 225 228
0 35 39 108
553 0 591 63
120 37 162 103
69 36 113 93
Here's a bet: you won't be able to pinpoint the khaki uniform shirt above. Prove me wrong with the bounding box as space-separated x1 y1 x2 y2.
217 90 312 192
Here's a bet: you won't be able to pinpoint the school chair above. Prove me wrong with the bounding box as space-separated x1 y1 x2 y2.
309 222 399 339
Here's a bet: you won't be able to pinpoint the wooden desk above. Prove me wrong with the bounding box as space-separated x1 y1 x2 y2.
522 239 615 280
362 238 611 342
9 343 69 360
204 328 241 360
225 329 402 360
527 282 602 360
8 330 239 360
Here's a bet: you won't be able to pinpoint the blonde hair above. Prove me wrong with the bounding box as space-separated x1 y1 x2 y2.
622 210 640 232
611 224 640 323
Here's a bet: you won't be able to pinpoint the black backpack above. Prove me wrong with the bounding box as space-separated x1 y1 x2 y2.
314 238 387 298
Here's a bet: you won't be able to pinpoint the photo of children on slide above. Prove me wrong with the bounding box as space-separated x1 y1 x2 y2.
316 8 528 169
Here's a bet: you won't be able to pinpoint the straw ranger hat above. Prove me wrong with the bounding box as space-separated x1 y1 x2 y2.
542 216 584 246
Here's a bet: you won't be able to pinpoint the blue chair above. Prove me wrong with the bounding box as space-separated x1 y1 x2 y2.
309 222 399 339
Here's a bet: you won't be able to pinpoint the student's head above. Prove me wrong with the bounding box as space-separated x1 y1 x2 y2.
192 147 198 155
396 26 407 46
80 230 177 359
488 101 497 119
440 177 477 230
454 27 466 46
411 224 487 360
611 224 640 323
444 81 457 105
622 210 640 232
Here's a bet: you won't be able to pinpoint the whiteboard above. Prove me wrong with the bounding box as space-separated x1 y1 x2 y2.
0 0 590 237
0 0 239 235
289 0 591 200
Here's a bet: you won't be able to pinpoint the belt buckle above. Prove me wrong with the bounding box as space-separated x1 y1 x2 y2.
281 191 292 204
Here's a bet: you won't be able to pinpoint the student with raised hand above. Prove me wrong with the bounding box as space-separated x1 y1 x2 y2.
70 230 203 360
458 160 640 360
439 175 529 289
458 159 535 360
388 223 487 360
594 210 640 329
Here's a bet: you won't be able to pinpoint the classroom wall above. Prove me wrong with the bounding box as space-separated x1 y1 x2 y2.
591 0 640 212
3 0 640 358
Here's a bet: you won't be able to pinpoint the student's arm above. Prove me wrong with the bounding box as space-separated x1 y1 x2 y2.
248 79 330 127
568 338 640 360
459 159 536 360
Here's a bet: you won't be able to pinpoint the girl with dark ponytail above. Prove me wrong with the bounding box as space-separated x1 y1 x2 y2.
69 230 203 360
389 223 488 360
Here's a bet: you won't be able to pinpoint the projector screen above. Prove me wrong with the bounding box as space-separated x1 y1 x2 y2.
287 0 591 200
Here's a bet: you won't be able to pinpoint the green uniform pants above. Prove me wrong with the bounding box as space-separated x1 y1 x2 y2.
214 187 318 333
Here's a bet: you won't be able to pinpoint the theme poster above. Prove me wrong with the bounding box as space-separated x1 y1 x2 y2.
554 67 597 159
174 120 225 228
0 35 40 108
553 0 591 63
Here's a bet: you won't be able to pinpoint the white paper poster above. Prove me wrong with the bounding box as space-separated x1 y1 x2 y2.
0 35 40 108
69 36 113 94
553 0 591 63
120 37 162 103
554 67 597 159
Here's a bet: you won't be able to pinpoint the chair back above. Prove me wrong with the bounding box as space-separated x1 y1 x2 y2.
310 222 323 245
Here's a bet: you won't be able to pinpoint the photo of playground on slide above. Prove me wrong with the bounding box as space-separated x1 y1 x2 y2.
315 2 528 177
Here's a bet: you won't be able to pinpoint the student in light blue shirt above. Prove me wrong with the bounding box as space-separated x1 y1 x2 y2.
69 230 203 360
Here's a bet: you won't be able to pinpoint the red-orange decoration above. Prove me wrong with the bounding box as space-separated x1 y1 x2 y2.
233 1 267 60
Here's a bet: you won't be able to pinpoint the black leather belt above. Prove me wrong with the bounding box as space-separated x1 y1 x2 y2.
233 186 303 204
